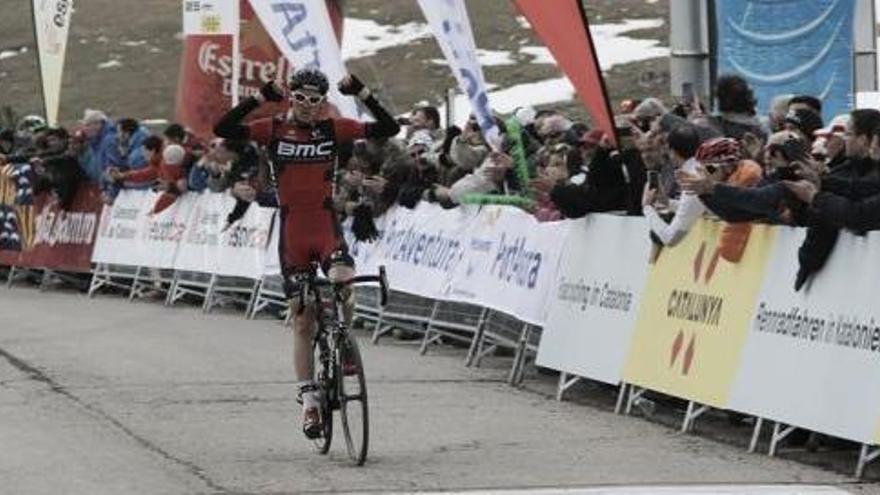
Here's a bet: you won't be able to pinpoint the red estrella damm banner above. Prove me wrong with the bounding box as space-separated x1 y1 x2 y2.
622 219 775 408
175 0 344 138
0 184 103 273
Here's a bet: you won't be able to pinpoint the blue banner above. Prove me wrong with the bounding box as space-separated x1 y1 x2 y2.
715 0 855 120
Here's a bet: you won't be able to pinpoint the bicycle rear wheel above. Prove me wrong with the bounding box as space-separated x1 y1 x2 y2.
337 333 369 465
310 337 333 454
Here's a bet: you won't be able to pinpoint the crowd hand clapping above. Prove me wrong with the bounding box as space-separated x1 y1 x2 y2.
484 151 513 182
107 167 124 181
362 175 387 194
232 181 257 202
344 170 365 187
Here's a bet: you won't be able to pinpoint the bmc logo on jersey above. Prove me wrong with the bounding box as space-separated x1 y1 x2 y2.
275 140 335 160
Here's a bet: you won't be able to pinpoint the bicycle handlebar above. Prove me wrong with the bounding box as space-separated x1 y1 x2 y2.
311 265 389 307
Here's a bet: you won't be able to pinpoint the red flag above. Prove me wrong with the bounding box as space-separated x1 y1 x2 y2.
513 0 617 145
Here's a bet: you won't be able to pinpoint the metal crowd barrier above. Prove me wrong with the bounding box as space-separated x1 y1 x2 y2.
247 274 288 319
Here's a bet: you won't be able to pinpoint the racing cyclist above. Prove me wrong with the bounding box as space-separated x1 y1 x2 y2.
214 69 399 438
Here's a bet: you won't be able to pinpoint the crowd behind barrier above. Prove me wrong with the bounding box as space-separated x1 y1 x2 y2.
7 73 880 475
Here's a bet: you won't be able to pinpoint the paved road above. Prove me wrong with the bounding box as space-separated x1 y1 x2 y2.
0 286 877 495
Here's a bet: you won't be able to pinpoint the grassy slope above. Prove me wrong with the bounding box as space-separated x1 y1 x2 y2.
0 0 668 128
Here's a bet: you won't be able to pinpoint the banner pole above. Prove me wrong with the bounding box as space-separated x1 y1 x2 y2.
30 0 49 125
231 0 241 106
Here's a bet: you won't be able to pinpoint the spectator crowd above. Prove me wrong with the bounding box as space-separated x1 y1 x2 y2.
2 73 879 288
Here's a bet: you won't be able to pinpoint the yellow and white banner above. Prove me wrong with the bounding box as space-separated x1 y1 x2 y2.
622 220 775 407
32 0 73 126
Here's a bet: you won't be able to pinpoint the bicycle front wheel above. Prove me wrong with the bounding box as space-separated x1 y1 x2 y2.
337 333 369 465
311 336 333 454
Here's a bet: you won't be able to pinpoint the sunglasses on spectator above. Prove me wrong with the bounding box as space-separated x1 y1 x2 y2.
292 92 325 105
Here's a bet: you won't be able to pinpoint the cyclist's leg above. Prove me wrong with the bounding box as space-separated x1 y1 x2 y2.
320 210 355 327
284 269 315 383
281 208 323 437
326 248 355 325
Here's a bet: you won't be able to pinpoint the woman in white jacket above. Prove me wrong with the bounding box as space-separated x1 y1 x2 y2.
642 124 704 246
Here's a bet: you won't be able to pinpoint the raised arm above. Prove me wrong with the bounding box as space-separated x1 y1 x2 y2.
337 74 400 139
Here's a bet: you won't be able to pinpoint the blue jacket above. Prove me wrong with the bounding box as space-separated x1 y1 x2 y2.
121 126 149 170
80 120 120 183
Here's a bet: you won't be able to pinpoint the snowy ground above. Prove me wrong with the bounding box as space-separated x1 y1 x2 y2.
342 15 669 125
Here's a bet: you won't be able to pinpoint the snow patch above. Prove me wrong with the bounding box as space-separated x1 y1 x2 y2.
98 60 123 69
342 18 431 60
0 46 28 61
430 49 516 67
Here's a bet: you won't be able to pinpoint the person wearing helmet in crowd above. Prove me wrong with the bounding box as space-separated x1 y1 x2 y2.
214 68 399 440
676 137 763 262
15 115 47 142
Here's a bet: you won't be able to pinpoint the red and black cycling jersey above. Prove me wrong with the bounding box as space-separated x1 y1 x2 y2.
247 116 365 211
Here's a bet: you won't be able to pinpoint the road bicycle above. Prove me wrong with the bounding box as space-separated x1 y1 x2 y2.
299 264 388 466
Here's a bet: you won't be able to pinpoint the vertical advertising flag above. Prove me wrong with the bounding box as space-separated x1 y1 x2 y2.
31 0 73 127
513 0 617 145
417 0 501 148
249 0 359 118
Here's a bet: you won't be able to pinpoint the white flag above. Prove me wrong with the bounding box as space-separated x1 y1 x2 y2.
418 0 500 148
32 0 73 126
182 0 237 35
248 0 359 118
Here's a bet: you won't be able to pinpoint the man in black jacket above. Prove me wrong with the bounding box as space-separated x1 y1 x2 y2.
535 131 646 218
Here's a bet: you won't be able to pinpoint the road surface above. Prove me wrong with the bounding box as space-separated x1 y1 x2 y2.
0 286 876 494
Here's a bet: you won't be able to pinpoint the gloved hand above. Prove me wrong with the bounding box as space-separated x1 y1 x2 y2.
351 203 379 242
338 74 366 97
259 81 284 102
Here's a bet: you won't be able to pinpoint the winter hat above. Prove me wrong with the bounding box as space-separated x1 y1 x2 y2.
162 144 186 166
633 97 668 119
407 130 434 149
514 106 537 127
814 114 849 138
784 108 823 138
580 129 606 148
538 115 572 138
82 109 107 125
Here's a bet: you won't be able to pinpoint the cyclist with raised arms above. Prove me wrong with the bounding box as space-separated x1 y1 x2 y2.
214 69 399 438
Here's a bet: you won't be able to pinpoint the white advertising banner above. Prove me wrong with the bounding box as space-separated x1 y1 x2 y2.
93 190 272 279
93 190 192 269
729 228 880 444
342 203 569 325
442 205 569 325
175 193 274 278
417 0 500 146
249 0 359 118
183 0 237 35
536 216 651 385
32 0 73 126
